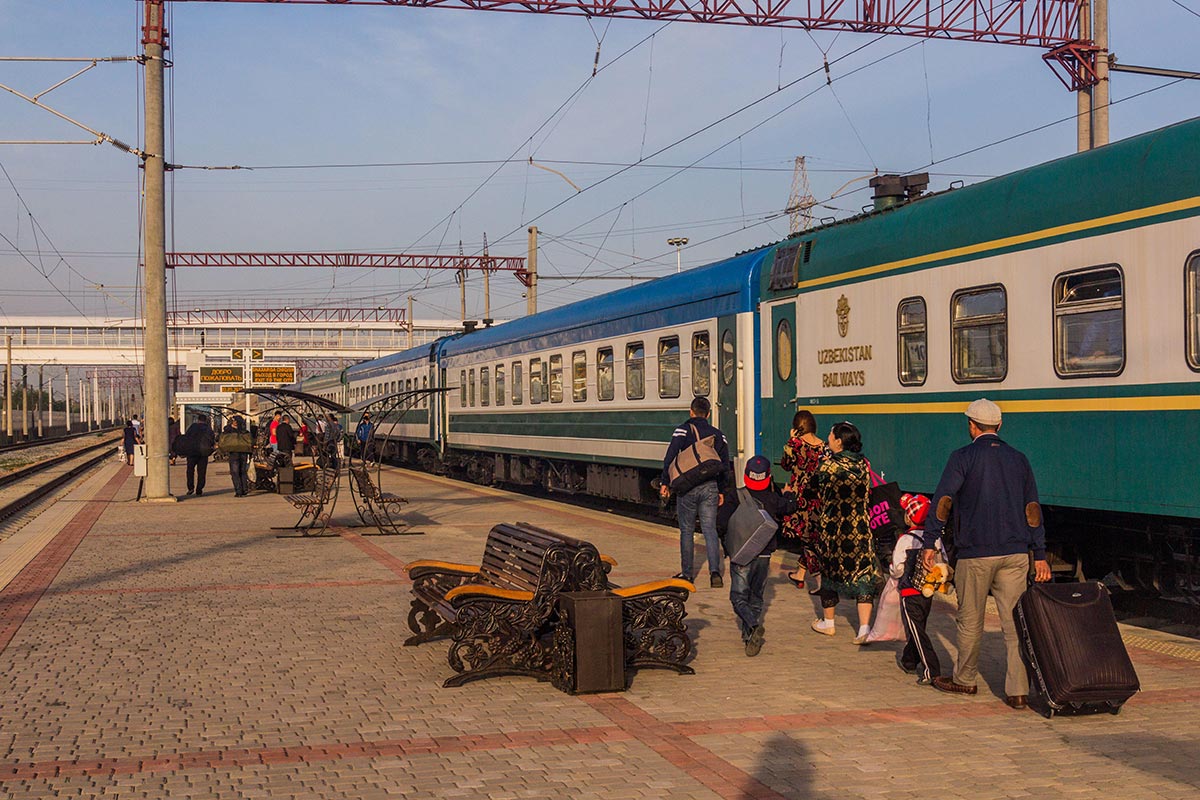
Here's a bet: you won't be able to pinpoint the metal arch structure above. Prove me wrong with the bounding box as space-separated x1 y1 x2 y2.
166 0 1094 87
345 387 450 535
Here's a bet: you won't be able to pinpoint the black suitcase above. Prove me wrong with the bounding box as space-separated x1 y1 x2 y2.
1014 581 1139 717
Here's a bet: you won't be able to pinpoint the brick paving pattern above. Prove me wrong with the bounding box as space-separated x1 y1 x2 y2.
0 461 1198 798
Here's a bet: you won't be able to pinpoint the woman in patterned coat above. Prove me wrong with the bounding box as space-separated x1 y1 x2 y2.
803 421 878 644
780 410 826 590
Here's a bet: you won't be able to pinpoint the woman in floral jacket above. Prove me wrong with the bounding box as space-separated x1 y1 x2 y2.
780 410 826 590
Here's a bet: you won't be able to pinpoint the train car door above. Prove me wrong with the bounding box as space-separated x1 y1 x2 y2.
765 301 797 460
716 315 738 457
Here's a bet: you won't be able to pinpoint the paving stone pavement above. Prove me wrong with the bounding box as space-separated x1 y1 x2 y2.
0 460 1198 799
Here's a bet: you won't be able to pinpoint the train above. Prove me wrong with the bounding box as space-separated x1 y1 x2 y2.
296 116 1200 592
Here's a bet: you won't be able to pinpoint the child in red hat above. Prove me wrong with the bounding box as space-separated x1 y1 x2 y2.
888 493 951 684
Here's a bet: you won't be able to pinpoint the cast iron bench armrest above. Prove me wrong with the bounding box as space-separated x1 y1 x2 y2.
611 578 695 597
405 561 480 578
446 585 536 604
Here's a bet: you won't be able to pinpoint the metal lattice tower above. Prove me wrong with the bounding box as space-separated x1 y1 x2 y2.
787 156 816 236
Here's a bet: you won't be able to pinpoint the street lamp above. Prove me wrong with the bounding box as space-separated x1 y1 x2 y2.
667 237 689 274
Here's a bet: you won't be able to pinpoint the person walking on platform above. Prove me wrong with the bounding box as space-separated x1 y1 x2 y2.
221 415 252 497
719 456 797 656
183 413 216 497
167 416 180 466
122 420 137 466
803 421 878 643
780 409 827 591
923 398 1050 709
322 412 343 469
660 396 732 588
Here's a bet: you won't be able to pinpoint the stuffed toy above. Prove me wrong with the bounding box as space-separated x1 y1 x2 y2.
919 561 953 597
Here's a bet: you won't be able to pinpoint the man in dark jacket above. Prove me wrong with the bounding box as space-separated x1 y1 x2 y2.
183 413 216 497
719 455 798 656
660 396 732 588
923 398 1050 709
275 414 297 466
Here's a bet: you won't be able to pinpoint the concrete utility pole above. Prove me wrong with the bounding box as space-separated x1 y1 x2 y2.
21 366 28 439
109 379 115 425
64 366 70 432
5 336 11 440
527 226 538 316
37 366 43 438
48 375 53 430
407 296 414 350
142 0 172 498
1076 0 1092 152
482 233 491 322
91 371 100 429
1092 0 1109 147
79 379 86 429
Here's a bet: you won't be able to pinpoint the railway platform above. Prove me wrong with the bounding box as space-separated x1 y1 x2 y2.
1 461 1199 799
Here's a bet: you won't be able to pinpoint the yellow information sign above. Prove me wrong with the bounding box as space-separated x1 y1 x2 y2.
230 349 243 360
251 365 297 385
199 366 244 384
251 348 265 360
220 385 243 393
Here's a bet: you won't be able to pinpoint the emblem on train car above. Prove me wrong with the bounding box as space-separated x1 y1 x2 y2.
836 295 850 338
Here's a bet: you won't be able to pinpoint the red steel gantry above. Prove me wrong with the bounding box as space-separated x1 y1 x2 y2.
165 0 1096 88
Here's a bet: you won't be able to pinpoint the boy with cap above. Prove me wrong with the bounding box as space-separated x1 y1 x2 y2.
720 455 797 656
891 493 947 685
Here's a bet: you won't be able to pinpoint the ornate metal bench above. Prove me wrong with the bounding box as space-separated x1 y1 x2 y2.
404 522 608 687
347 464 413 534
284 468 339 534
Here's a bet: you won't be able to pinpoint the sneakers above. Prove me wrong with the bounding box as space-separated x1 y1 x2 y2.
710 572 723 589
916 675 933 686
744 624 765 656
810 619 836 636
852 632 870 645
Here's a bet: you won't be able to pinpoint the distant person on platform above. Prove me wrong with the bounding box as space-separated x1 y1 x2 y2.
167 416 180 466
355 412 375 461
268 410 282 453
275 413 297 466
122 419 137 466
221 415 252 497
924 398 1050 710
131 413 142 443
184 413 216 497
323 413 343 469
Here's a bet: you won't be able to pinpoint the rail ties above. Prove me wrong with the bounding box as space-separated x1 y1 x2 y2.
0 435 122 526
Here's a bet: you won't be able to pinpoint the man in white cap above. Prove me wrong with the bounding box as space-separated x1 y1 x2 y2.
922 398 1050 709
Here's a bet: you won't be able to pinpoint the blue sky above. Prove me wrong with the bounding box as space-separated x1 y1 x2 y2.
1 1 1198 323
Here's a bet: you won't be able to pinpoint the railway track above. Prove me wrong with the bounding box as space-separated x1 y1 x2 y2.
0 427 118 456
0 435 121 525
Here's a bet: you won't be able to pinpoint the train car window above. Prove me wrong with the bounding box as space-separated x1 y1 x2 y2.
495 365 506 406
659 337 681 398
626 342 645 400
1186 253 1200 370
774 320 793 382
459 370 467 406
1054 266 1125 377
512 361 523 404
721 329 735 385
951 285 1007 382
549 355 564 403
480 367 490 407
530 358 543 405
468 369 476 407
692 332 711 397
597 348 614 401
572 351 587 402
897 297 928 386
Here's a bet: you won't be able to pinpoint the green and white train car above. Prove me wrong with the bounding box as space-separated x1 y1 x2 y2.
758 116 1200 583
